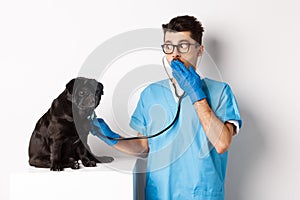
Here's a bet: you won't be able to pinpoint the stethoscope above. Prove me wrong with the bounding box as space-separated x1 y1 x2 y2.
88 56 185 141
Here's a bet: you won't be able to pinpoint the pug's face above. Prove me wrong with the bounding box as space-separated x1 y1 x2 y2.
66 77 104 110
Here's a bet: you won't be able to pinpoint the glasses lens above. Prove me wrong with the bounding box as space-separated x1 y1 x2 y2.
178 43 190 53
162 44 173 54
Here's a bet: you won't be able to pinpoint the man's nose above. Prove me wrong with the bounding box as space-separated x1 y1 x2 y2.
171 47 181 59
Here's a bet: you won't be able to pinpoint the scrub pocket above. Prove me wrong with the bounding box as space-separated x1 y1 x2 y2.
194 155 225 200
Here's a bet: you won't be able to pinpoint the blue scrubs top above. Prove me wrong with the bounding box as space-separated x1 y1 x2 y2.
130 78 242 200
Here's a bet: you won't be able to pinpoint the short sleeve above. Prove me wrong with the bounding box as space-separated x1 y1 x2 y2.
215 84 242 129
129 93 147 135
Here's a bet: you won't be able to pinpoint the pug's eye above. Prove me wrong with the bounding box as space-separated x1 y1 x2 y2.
78 91 85 96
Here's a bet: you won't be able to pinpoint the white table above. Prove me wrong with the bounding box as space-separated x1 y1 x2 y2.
10 157 137 200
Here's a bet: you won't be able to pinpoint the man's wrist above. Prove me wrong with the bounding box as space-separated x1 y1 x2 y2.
190 88 206 103
193 98 211 112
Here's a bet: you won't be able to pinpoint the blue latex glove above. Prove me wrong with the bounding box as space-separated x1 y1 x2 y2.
171 59 206 103
90 118 120 146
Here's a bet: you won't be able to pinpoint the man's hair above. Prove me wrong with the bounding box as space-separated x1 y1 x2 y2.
162 15 204 45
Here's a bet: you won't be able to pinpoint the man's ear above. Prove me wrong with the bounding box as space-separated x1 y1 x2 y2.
66 78 76 94
198 45 204 56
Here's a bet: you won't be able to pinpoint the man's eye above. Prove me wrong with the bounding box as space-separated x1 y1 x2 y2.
166 44 173 50
179 43 189 49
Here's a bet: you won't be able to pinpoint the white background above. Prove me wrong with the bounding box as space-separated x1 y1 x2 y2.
1 0 300 199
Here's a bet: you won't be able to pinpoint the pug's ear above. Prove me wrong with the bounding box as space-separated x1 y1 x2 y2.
66 78 76 94
98 82 104 96
100 83 104 95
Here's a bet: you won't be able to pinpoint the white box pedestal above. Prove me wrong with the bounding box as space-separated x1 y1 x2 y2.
10 157 137 200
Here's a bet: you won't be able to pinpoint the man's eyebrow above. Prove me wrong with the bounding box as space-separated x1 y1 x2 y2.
178 39 190 43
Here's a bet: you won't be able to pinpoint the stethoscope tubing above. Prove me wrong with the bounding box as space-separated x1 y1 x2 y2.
93 94 183 141
90 56 184 141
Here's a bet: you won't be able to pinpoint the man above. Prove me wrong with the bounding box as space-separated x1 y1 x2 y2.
92 15 242 200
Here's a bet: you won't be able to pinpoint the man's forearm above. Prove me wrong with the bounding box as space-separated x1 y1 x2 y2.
91 118 149 157
194 99 234 154
114 134 149 158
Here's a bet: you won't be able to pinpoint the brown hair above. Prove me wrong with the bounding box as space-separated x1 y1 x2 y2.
162 15 204 45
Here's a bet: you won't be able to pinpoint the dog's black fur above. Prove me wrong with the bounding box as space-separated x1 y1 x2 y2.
28 77 113 171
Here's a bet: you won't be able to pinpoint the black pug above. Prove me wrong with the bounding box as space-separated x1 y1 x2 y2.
28 77 113 171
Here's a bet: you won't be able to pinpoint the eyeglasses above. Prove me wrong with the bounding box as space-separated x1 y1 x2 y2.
161 42 199 54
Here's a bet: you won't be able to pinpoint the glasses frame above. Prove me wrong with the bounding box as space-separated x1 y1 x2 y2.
161 42 199 54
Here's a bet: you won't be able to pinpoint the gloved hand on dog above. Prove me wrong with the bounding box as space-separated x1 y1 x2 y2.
171 59 206 104
90 118 120 146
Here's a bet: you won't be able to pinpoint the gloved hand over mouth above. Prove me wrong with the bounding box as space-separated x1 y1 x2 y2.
171 59 206 104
